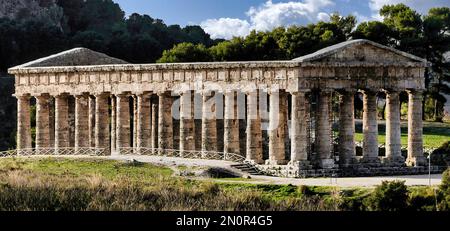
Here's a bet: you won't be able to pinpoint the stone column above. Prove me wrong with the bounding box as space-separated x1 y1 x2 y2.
158 92 173 150
406 90 426 166
246 90 263 164
110 95 116 153
17 95 32 150
385 90 404 165
201 90 218 152
133 95 138 149
116 94 131 149
88 96 96 147
361 90 380 165
338 90 356 167
151 98 158 149
180 91 195 153
55 94 70 152
36 94 51 150
224 90 240 155
290 91 310 168
95 93 110 155
268 90 288 165
137 93 152 149
315 90 335 168
75 94 90 151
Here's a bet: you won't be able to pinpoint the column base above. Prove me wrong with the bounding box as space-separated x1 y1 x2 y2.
288 160 312 170
406 156 427 167
317 158 337 169
266 159 289 165
359 157 382 167
382 156 406 167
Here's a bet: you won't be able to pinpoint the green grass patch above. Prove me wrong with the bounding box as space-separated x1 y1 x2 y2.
354 121 450 148
0 157 173 184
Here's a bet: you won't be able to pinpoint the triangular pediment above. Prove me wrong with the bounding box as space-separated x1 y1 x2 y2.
15 48 128 68
293 39 427 65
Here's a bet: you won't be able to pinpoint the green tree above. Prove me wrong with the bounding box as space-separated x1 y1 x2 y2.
157 42 212 63
352 21 395 46
422 7 450 121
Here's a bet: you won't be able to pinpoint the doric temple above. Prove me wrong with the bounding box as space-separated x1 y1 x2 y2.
8 39 434 177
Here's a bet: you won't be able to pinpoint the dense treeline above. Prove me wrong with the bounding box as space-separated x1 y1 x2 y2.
0 1 448 121
0 0 219 72
159 4 450 122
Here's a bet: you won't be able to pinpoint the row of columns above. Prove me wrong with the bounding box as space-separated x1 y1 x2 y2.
16 88 426 168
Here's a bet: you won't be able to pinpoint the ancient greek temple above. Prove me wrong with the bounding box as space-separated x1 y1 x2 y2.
8 39 432 177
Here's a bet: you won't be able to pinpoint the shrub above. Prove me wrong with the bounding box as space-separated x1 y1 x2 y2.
408 187 437 211
431 142 450 166
364 180 408 211
338 189 369 211
438 168 450 210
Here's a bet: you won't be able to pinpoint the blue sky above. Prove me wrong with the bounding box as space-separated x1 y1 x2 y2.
112 0 450 39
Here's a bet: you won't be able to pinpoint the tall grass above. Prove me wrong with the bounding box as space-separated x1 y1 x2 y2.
0 168 337 211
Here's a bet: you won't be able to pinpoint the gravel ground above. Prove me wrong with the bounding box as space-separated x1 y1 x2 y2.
108 154 443 187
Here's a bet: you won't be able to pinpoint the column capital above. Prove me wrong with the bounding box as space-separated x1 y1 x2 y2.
94 92 110 98
405 89 424 95
116 92 131 98
156 91 171 97
289 89 311 95
74 93 89 99
35 93 51 100
54 93 69 99
358 89 379 95
382 88 400 94
15 94 30 100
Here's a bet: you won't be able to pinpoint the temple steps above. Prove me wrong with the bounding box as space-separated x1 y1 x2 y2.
230 163 264 175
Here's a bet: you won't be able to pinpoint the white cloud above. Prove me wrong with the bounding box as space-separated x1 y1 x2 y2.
246 0 334 31
317 12 331 21
201 0 335 39
200 18 251 40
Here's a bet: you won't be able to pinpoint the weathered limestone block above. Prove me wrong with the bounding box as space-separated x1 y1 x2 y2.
137 93 152 149
180 91 195 152
17 95 32 150
95 93 110 154
360 90 381 165
88 96 96 147
224 90 240 155
133 95 138 148
290 91 310 169
158 92 173 150
384 90 405 165
110 95 116 152
406 90 426 166
201 90 218 152
36 94 51 149
268 90 288 165
151 97 158 148
246 90 263 164
338 90 357 167
55 94 70 150
315 90 335 168
75 94 90 150
116 94 131 148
